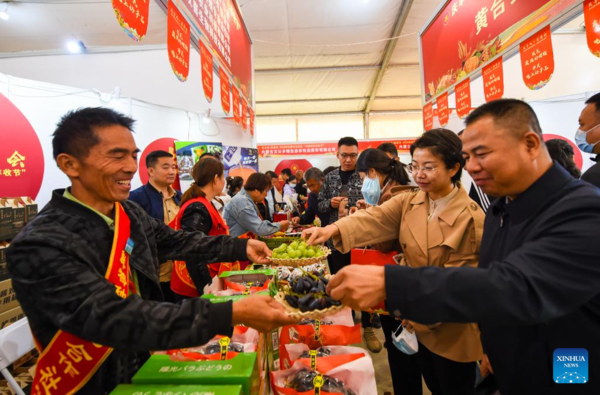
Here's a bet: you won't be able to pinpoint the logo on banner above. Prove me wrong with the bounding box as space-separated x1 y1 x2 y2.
554 349 588 384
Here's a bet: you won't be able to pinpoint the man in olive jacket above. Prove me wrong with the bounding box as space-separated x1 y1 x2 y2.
7 108 294 394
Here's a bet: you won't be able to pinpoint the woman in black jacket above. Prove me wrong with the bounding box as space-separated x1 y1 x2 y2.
171 157 228 298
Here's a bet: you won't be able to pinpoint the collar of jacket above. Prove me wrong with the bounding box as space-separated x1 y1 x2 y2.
491 162 573 224
50 188 117 231
146 182 180 203
238 189 260 214
408 187 469 226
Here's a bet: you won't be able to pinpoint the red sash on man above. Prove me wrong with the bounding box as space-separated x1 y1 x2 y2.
171 196 229 297
32 203 133 395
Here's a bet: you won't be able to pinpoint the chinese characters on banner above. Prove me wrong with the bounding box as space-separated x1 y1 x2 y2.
241 99 248 132
436 92 449 127
482 57 504 102
219 67 231 114
423 102 434 130
519 25 554 90
199 40 214 102
584 0 600 57
258 140 417 158
232 86 240 125
249 107 255 136
111 0 149 41
455 78 472 119
167 1 190 82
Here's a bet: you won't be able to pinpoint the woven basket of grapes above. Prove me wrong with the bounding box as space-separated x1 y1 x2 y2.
258 234 303 250
269 241 331 267
274 272 344 319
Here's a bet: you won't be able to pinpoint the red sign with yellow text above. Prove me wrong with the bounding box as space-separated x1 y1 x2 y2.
200 40 214 102
258 139 417 158
436 92 450 127
241 99 248 132
111 0 149 41
482 57 505 102
249 107 255 137
167 1 190 82
220 67 231 114
421 0 579 101
455 78 472 119
423 102 434 131
584 0 600 58
232 86 240 125
519 25 554 90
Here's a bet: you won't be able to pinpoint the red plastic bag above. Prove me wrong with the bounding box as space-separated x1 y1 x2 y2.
350 248 397 266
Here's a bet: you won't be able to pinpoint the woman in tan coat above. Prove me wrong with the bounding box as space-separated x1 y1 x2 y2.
304 129 484 395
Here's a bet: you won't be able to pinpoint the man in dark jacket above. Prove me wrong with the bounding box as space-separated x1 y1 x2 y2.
7 108 295 395
317 100 600 395
579 92 600 187
292 167 329 227
129 150 181 301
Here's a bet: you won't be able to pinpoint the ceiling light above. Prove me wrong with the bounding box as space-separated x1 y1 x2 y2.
202 108 211 124
67 40 85 54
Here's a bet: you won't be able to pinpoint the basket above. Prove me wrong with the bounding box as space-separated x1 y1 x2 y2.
274 292 346 320
259 235 302 250
268 246 332 267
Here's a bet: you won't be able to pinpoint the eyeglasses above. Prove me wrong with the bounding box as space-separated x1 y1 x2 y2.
339 153 358 160
408 164 438 175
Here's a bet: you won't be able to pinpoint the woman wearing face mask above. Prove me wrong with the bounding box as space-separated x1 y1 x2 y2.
355 149 423 395
171 157 229 298
304 129 485 395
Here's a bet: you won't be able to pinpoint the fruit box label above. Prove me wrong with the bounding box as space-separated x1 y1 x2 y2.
110 384 243 395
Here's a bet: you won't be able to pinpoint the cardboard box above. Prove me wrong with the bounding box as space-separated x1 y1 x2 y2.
0 242 8 282
0 200 12 241
0 199 24 239
18 197 37 224
0 306 24 329
201 291 269 303
110 384 244 395
0 279 19 314
133 354 259 395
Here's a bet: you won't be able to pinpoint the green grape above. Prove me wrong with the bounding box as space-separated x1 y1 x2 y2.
289 242 299 250
280 253 289 259
298 245 306 254
306 249 315 258
279 243 288 251
315 249 323 257
299 241 307 248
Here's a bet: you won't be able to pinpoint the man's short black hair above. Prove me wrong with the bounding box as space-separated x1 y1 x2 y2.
377 142 398 158
244 173 272 192
281 168 292 177
52 107 135 160
265 171 278 179
465 99 543 138
146 150 174 168
585 92 600 113
338 137 359 148
305 167 324 182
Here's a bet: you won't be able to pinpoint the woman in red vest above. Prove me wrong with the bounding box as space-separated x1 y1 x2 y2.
171 157 228 298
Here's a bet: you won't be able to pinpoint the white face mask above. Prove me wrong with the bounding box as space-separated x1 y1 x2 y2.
575 123 600 153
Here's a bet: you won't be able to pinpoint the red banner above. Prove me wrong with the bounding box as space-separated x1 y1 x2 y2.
436 92 449 127
423 102 434 131
520 26 554 90
111 0 149 41
482 57 504 102
584 0 600 58
241 99 248 132
176 0 253 102
219 67 231 114
420 0 579 101
455 78 471 119
258 139 417 158
199 40 214 102
167 1 190 82
249 107 255 137
232 86 240 125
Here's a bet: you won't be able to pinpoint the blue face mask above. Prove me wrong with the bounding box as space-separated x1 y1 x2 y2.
575 124 600 153
361 175 381 206
392 324 418 355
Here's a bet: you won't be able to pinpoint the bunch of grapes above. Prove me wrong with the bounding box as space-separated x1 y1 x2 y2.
272 241 324 260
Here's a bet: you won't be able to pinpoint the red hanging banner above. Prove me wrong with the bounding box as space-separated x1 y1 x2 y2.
520 26 555 90
423 102 434 131
111 0 149 41
584 0 600 58
219 67 231 115
482 57 504 102
436 92 449 127
249 107 255 137
241 99 248 132
167 1 190 82
455 78 472 119
232 86 241 125
199 40 214 103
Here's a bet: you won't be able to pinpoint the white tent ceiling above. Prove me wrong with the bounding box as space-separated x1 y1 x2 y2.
0 0 444 116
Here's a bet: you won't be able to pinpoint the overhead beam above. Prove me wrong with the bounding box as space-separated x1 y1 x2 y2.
255 63 418 74
0 44 168 59
256 109 422 119
256 95 420 105
364 0 415 114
